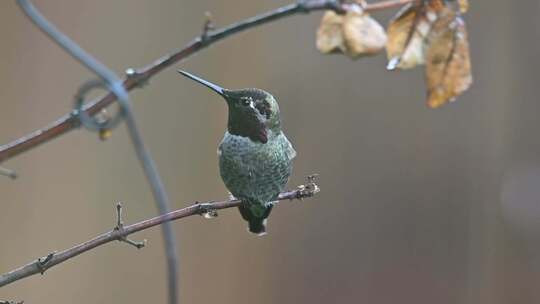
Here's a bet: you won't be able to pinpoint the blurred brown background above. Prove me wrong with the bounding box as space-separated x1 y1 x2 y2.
0 1 539 303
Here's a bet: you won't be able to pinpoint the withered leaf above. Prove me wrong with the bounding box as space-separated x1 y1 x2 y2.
342 9 387 58
426 0 446 11
431 0 469 14
458 0 469 13
316 11 345 54
425 8 472 108
316 7 386 59
386 4 430 70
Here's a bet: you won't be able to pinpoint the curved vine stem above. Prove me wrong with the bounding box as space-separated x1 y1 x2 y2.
15 1 179 303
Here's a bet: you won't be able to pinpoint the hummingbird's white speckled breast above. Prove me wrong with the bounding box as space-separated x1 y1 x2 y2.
218 131 296 208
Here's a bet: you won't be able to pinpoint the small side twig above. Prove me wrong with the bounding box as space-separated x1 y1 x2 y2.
114 202 146 249
201 11 215 42
0 177 320 288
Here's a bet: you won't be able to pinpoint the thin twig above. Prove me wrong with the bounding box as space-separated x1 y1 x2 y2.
115 202 147 249
0 0 414 163
15 1 179 303
0 178 320 288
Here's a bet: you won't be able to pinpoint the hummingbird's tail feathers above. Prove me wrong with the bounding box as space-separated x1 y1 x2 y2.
248 218 268 236
238 203 273 236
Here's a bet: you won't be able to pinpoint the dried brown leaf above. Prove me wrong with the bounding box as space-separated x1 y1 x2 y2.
425 8 472 108
316 11 345 54
342 9 387 58
386 4 430 70
316 7 386 59
426 0 446 11
458 0 469 13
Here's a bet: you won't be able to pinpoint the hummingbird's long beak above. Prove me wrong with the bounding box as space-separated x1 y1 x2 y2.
178 70 227 97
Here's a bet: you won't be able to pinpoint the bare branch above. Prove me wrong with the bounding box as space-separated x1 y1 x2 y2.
0 178 320 288
0 0 414 163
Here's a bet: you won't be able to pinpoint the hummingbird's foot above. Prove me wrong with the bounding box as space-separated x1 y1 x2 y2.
231 195 252 209
294 174 320 199
113 202 146 249
228 192 238 201
267 200 279 207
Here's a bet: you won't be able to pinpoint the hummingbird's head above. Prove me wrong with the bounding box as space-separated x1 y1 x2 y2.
178 70 281 144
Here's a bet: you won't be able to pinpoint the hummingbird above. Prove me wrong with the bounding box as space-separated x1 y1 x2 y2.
178 70 296 235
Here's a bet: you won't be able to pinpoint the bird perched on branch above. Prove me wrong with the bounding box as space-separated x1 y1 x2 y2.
178 70 296 235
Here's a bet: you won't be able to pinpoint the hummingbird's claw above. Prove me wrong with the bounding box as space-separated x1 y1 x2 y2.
228 192 238 201
294 174 321 200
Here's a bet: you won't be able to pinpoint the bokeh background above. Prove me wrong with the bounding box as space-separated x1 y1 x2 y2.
0 1 539 303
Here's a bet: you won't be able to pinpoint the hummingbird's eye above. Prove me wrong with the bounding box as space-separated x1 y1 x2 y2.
241 98 251 106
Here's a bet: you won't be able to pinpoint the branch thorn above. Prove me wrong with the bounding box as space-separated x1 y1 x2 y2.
36 252 55 274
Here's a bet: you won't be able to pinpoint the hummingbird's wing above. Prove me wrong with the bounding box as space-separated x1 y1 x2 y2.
280 134 297 161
